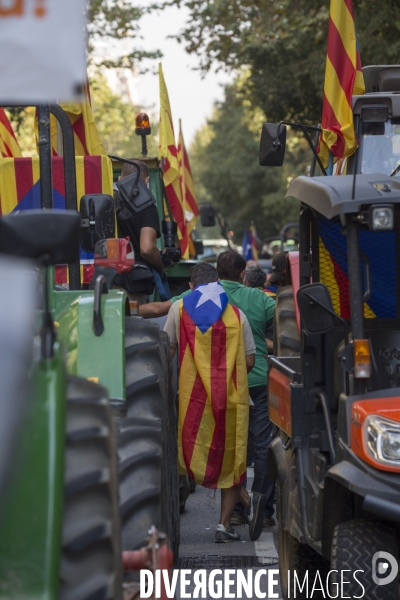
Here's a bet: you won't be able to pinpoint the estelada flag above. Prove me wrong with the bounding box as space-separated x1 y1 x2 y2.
242 224 258 261
317 214 390 320
0 155 113 283
178 119 199 236
158 64 189 258
177 282 249 489
318 0 365 168
35 82 106 157
0 109 22 158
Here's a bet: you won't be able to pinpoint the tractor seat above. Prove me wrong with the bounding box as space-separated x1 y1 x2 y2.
0 210 80 266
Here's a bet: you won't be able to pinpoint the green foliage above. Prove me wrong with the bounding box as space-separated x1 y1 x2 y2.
90 73 159 157
167 0 400 123
88 0 162 69
189 87 304 242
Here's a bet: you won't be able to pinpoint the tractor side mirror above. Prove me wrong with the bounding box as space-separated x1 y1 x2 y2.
259 123 287 167
80 194 115 252
194 239 204 256
297 283 336 335
0 210 80 266
200 205 216 227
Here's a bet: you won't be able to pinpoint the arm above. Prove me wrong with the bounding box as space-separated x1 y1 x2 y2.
266 338 274 353
241 311 256 373
139 300 172 318
140 227 164 271
246 353 255 372
163 302 179 360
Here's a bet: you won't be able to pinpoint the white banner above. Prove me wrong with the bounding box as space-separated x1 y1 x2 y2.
0 0 87 103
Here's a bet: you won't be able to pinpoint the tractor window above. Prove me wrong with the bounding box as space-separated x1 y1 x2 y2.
360 120 400 176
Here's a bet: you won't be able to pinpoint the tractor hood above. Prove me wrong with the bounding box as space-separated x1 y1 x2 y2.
285 173 400 219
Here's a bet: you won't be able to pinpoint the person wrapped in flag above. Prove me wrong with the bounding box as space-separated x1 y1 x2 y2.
164 263 266 542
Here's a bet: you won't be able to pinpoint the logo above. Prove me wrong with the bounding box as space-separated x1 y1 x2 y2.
372 551 398 586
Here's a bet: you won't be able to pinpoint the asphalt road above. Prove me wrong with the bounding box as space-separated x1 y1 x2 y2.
174 468 283 600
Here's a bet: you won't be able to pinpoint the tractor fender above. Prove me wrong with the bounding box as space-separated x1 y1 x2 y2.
269 437 305 542
56 290 126 400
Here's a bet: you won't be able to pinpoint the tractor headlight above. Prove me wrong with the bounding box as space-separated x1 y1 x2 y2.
364 415 400 465
369 205 394 230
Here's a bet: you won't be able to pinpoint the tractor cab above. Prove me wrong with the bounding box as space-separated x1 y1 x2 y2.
109 112 199 299
351 65 400 177
260 65 400 178
267 172 400 597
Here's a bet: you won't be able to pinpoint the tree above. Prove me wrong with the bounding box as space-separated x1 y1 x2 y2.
189 86 305 242
88 0 162 69
90 73 159 156
168 0 400 123
8 75 159 159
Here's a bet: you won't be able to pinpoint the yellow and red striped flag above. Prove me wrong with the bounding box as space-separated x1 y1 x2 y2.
177 283 249 488
178 120 199 237
158 64 189 258
0 109 21 158
0 155 113 283
318 0 365 168
35 81 106 157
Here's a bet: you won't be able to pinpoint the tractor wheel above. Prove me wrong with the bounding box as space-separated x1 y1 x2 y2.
117 318 179 560
273 285 300 356
330 520 399 599
160 330 180 556
277 484 328 600
60 376 122 600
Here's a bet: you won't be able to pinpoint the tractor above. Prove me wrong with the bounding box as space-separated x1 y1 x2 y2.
0 103 180 597
0 210 124 600
260 65 400 599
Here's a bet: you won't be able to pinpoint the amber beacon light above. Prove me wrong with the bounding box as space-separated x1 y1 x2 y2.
135 113 151 158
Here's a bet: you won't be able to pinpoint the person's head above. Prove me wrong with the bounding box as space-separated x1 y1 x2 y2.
189 262 218 289
268 251 288 287
119 159 149 185
244 264 266 288
216 250 246 283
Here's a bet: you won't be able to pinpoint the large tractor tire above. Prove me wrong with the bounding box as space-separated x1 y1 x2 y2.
60 376 122 600
330 520 398 599
273 285 301 357
277 483 329 600
117 318 180 560
160 330 180 555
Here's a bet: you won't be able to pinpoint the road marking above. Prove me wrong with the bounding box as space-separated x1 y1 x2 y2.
255 532 278 562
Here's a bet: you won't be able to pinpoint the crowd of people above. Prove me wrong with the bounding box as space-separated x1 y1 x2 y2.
115 158 289 543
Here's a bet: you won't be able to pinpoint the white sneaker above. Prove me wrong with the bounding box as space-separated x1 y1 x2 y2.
215 524 241 543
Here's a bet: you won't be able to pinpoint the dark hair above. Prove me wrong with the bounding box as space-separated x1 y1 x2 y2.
121 158 149 181
245 265 266 288
217 250 246 281
190 262 218 288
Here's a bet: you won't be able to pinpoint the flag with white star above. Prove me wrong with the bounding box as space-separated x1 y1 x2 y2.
177 281 249 489
183 281 228 333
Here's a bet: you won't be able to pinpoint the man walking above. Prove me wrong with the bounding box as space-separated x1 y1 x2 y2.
216 251 276 528
140 253 277 527
163 262 265 542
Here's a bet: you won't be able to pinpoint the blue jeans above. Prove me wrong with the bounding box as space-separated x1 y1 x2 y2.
236 385 276 518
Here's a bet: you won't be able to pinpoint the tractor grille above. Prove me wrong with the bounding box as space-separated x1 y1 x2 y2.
318 215 396 319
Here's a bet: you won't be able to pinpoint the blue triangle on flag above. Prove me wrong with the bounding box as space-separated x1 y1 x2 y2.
183 282 228 333
12 182 67 212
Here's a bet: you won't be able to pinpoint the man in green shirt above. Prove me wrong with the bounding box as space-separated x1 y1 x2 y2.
139 251 276 527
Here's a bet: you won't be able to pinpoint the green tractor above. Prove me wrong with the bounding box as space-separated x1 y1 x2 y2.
0 210 124 600
0 103 180 597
